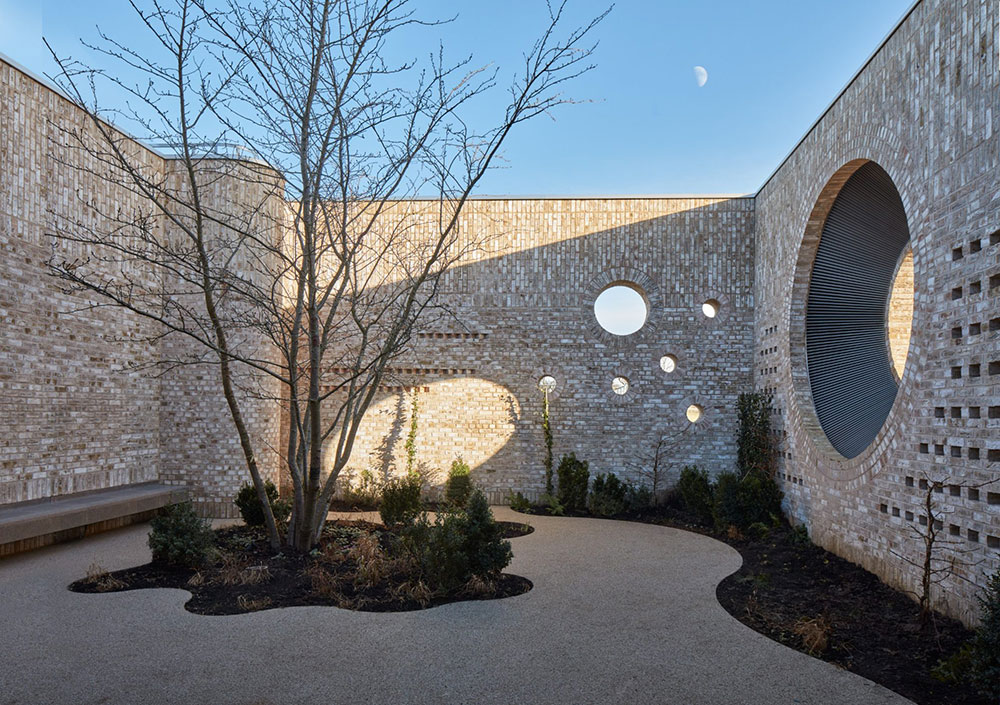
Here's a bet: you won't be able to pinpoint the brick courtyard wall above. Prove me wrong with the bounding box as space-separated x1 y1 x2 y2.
755 0 1000 623
331 197 755 502
0 60 165 504
0 58 283 517
156 161 286 517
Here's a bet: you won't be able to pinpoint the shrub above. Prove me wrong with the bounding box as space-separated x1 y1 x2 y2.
404 489 511 591
556 453 589 512
379 475 423 527
507 490 533 513
461 490 513 579
588 473 627 517
625 483 653 513
677 465 714 525
445 457 473 507
148 501 214 569
339 468 382 509
713 470 783 530
968 569 1000 700
234 480 290 527
931 643 974 685
538 493 565 516
737 391 775 477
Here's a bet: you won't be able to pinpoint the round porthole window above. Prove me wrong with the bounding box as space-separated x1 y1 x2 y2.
659 354 677 373
594 283 648 336
802 161 911 459
611 376 630 396
702 299 720 318
686 404 703 423
538 375 557 393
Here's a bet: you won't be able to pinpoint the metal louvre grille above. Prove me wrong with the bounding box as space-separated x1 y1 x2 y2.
806 162 910 459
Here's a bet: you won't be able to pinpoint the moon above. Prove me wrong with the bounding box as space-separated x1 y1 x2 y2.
693 66 708 87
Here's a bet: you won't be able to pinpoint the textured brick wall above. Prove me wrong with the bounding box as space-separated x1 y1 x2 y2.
334 197 755 501
0 59 282 517
0 62 164 504
755 0 1000 623
1 0 996 624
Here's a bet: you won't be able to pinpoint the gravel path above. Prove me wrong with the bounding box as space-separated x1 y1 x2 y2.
0 508 913 705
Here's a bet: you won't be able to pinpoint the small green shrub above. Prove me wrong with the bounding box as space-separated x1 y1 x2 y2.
746 521 771 541
339 468 382 509
556 453 589 512
931 643 973 684
625 484 653 513
507 491 533 513
968 569 1000 700
462 490 513 579
588 473 628 517
234 480 290 527
404 489 511 591
538 493 565 516
379 475 423 527
445 457 473 507
713 470 783 530
790 524 811 545
677 466 714 525
148 501 214 569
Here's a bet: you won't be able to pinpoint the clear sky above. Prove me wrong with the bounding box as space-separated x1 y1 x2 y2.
0 0 914 196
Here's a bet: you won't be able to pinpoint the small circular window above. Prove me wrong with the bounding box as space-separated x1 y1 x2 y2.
659 354 677 373
594 284 648 336
538 375 556 393
702 299 720 318
611 376 630 396
686 404 703 423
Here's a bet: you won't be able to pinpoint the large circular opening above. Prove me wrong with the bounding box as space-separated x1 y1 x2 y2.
805 161 911 459
594 284 648 336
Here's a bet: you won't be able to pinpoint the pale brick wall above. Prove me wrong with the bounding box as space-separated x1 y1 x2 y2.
755 0 1000 624
0 62 164 504
333 197 755 500
0 0 996 623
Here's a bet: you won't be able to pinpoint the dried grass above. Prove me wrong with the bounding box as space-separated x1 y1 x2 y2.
793 616 832 655
236 594 272 612
85 563 126 592
348 533 386 587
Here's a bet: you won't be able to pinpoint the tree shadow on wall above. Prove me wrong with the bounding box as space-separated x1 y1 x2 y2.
319 198 757 492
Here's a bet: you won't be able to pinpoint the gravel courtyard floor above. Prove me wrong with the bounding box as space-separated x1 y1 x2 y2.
0 508 913 705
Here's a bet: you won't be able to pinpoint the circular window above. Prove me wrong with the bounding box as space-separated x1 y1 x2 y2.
611 376 630 395
702 299 720 318
538 375 556 393
594 284 648 336
659 354 677 373
804 161 911 459
686 404 703 423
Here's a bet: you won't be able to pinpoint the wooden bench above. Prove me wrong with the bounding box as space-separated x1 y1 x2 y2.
0 483 188 557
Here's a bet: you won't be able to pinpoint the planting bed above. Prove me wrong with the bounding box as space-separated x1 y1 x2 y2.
70 520 533 615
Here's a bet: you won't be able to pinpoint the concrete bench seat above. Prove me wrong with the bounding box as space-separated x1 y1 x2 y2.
0 483 188 557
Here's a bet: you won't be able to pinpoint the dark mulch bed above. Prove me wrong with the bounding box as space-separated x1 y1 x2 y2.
70 520 532 615
511 502 986 705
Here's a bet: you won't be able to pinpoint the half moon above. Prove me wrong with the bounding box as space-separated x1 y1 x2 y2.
693 66 708 87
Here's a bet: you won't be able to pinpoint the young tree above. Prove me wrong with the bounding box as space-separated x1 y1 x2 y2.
889 474 997 622
45 0 608 550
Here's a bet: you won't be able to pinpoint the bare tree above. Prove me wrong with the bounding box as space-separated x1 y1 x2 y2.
889 473 997 622
628 421 696 503
45 0 609 550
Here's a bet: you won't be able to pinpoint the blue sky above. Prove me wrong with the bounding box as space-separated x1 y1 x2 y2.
0 0 914 196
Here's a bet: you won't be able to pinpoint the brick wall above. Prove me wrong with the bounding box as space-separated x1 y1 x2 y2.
332 197 755 501
755 0 1000 624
